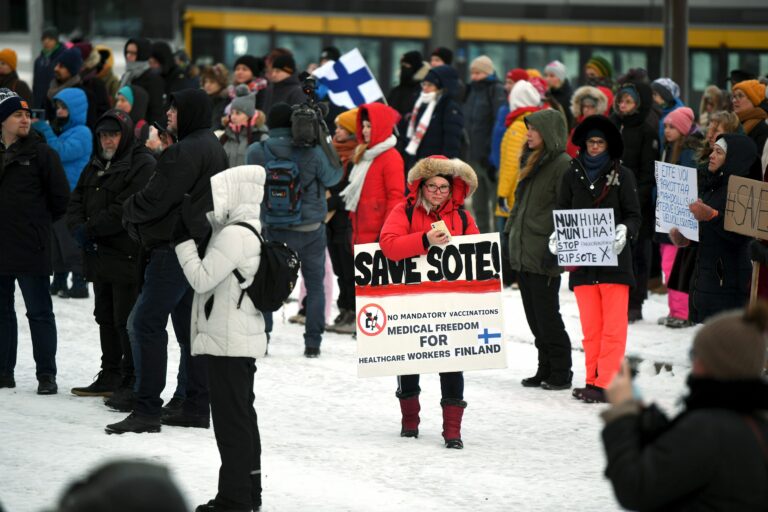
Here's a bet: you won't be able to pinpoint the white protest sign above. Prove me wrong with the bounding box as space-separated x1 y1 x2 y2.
553 208 618 267
654 161 699 242
354 233 506 378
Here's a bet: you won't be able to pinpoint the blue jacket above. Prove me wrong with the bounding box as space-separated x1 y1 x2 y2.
489 104 510 170
246 127 341 228
32 88 92 191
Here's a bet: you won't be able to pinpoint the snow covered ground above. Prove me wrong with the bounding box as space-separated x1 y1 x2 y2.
0 279 698 512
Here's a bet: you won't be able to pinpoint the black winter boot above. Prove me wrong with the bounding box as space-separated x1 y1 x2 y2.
541 370 573 390
105 379 136 412
68 273 89 299
0 373 15 388
71 370 122 397
105 412 161 434
161 396 185 416
161 410 210 429
49 273 67 296
37 374 58 395
195 499 252 512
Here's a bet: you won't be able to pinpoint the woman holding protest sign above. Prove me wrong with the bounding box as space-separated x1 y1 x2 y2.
379 156 479 449
553 115 642 404
505 109 573 390
669 133 756 323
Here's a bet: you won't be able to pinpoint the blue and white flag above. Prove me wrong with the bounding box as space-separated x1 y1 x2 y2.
312 48 384 109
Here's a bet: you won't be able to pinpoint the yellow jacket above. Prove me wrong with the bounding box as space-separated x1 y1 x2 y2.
496 110 534 217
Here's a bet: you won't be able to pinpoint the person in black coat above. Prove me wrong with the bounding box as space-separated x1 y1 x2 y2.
119 38 166 127
259 53 306 115
107 89 228 434
554 115 642 403
0 90 70 394
32 28 65 109
150 42 196 97
669 133 756 323
65 109 155 398
601 304 768 511
387 51 430 155
404 65 464 169
611 81 659 323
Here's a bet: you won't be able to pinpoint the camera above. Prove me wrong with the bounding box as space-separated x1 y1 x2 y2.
291 76 340 167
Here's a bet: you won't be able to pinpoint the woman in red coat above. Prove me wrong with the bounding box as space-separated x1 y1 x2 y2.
379 155 479 449
340 102 404 245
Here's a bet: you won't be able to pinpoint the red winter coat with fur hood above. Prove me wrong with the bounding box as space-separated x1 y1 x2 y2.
379 156 479 262
348 103 405 245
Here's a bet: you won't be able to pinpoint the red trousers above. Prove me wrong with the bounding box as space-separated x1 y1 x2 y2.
574 284 629 389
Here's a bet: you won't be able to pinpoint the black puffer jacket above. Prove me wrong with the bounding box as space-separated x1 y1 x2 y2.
124 38 167 126
602 377 768 511
611 82 659 238
557 115 643 288
123 88 229 249
549 79 574 130
463 76 506 163
689 134 756 323
0 130 70 275
259 75 307 114
66 110 156 283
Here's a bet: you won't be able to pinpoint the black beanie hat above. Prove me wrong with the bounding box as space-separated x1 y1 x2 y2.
268 103 293 129
401 51 423 70
430 47 453 65
42 26 59 41
320 46 341 62
234 55 264 77
271 53 296 75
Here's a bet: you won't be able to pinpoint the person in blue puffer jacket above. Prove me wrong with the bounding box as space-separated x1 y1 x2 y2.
32 86 93 298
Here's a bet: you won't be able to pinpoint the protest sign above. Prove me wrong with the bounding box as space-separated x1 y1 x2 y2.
655 161 699 241
724 175 768 240
552 208 618 267
354 233 506 378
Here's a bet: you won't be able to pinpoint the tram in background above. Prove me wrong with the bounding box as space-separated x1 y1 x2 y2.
184 6 768 109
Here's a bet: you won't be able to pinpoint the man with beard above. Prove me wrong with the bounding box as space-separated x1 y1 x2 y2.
65 109 155 398
0 89 69 394
107 89 228 434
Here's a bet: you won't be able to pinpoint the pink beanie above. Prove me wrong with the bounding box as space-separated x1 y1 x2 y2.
665 107 695 136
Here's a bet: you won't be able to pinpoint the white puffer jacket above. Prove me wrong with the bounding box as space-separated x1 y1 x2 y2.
175 165 267 358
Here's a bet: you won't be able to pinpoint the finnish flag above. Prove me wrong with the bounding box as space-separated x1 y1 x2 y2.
312 48 384 109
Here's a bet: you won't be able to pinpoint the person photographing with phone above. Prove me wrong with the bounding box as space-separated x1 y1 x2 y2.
600 303 768 511
379 156 479 448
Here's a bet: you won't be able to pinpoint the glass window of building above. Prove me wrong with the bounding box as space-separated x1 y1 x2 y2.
275 34 324 72
331 37 382 84
526 45 579 83
466 43 519 81
224 32 270 70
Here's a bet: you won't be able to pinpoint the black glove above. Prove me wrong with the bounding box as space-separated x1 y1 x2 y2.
181 193 211 241
171 212 192 246
497 197 510 214
749 239 768 265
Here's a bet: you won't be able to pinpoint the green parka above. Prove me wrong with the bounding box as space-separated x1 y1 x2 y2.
506 109 570 277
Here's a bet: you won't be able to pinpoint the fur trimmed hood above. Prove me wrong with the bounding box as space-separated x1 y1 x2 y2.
406 156 478 206
571 86 608 120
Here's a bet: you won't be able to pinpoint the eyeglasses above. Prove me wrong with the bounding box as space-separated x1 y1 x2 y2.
586 139 607 147
125 50 138 56
424 183 451 193
732 92 747 101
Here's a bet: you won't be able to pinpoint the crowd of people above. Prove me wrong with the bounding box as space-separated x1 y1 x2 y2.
1 27 767 511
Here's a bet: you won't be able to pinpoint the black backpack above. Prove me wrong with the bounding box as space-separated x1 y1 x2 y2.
232 222 301 313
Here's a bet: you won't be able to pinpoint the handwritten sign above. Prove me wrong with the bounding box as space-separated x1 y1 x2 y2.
655 161 699 241
724 175 768 240
354 234 506 378
553 208 618 266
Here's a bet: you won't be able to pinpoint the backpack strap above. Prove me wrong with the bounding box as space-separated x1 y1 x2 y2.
405 202 415 226
232 222 264 309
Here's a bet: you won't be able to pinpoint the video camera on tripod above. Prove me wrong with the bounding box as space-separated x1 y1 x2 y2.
291 76 341 167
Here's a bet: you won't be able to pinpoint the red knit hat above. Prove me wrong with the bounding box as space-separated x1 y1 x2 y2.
506 68 529 82
664 107 695 136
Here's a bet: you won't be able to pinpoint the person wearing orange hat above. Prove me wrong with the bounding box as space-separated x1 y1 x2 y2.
732 79 768 180
0 48 32 104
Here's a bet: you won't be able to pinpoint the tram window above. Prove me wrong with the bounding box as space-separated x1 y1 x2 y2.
761 54 768 78
276 34 323 71
466 43 519 80
615 50 647 76
391 40 425 87
525 45 579 84
224 33 270 69
691 51 716 92
331 37 382 84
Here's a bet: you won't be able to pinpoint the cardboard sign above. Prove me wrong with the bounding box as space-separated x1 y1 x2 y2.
354 234 506 378
724 175 768 240
552 208 618 266
655 161 699 241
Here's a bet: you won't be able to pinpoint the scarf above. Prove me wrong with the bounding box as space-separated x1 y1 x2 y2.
580 151 610 183
119 60 150 88
340 135 397 212
737 106 768 135
47 75 81 100
405 91 437 156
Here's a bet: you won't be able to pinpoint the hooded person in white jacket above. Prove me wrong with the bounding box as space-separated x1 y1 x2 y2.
174 164 266 512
